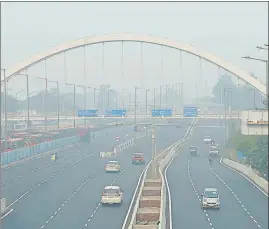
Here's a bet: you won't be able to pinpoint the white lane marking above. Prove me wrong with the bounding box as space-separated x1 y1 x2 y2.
1 145 76 171
1 208 14 220
219 158 268 197
187 158 215 229
82 166 130 228
121 162 151 229
7 138 136 209
38 139 138 229
164 156 175 229
1 147 90 186
209 164 263 228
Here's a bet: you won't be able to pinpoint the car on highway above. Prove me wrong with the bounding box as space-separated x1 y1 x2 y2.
132 152 145 164
190 146 198 156
105 161 120 172
201 188 220 209
101 186 123 205
203 135 212 144
209 145 219 157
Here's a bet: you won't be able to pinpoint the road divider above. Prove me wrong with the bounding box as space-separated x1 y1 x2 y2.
220 158 268 196
122 118 196 229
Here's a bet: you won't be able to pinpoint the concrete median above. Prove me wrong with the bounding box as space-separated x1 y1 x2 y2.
122 119 196 229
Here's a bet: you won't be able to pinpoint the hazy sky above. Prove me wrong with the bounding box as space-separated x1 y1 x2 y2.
1 1 268 100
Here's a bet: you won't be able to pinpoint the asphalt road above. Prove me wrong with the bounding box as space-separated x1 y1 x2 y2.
2 119 191 229
167 119 268 229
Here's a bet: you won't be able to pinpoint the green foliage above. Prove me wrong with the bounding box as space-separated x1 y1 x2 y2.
0 92 20 112
212 73 265 109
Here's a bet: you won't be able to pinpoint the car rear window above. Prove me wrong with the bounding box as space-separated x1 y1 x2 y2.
204 191 218 198
134 153 143 157
108 161 118 166
190 147 197 151
204 136 211 139
104 189 119 194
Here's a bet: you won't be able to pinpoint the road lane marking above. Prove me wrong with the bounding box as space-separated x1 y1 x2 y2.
37 139 138 229
187 158 215 229
82 166 131 228
6 138 136 209
219 158 268 197
209 164 263 228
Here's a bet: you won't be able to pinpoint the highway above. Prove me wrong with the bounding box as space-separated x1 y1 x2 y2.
2 119 192 229
167 119 268 229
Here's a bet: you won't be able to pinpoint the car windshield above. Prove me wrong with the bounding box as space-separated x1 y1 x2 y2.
204 191 218 198
190 147 197 151
104 189 119 194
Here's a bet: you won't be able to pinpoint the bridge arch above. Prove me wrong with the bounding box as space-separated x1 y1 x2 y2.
4 33 266 95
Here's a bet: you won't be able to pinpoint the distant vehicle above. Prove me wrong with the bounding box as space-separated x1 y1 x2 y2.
190 146 198 156
201 188 220 209
101 186 123 205
204 136 212 144
132 152 145 164
209 145 219 157
105 161 120 172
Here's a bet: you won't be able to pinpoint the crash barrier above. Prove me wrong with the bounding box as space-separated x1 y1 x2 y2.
0 198 13 220
158 118 196 229
123 118 196 229
221 158 268 195
0 136 80 166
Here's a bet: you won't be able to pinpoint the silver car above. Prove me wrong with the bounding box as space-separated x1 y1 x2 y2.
201 188 220 209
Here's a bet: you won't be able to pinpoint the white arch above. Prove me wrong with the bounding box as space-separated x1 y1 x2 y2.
4 33 266 95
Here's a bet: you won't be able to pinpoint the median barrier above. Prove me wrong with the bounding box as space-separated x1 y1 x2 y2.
123 118 197 229
221 158 268 195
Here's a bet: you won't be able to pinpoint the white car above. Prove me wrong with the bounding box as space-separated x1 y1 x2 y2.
209 145 219 156
204 136 212 144
105 161 120 172
201 188 220 209
101 186 123 205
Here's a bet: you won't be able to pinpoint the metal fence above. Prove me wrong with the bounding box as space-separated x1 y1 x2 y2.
1 136 79 166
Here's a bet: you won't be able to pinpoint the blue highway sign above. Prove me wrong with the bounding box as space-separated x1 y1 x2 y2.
151 109 173 117
183 107 198 117
105 109 127 117
77 110 99 117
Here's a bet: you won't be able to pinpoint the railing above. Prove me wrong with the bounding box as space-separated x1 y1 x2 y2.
1 136 79 166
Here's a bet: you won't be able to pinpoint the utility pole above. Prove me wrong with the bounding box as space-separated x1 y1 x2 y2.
134 87 139 142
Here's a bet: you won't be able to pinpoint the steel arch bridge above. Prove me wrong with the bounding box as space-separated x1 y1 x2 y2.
3 33 266 95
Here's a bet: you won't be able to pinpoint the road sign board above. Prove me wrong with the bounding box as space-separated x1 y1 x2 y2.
105 109 127 117
151 109 172 117
77 110 99 117
183 107 198 117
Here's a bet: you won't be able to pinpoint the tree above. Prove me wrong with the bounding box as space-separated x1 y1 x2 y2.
212 73 265 110
0 92 20 112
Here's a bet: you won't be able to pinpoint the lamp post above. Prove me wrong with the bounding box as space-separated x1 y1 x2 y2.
49 80 60 130
93 88 100 109
165 84 168 109
36 77 48 130
66 83 76 128
1 68 7 149
108 89 112 109
145 89 150 119
241 56 268 100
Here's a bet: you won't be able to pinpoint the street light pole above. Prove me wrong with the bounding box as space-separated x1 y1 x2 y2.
159 86 162 109
36 77 48 130
165 84 168 109
66 83 76 128
241 56 268 100
93 88 99 109
153 88 156 110
145 89 150 119
1 68 7 149
108 89 112 109
49 80 60 130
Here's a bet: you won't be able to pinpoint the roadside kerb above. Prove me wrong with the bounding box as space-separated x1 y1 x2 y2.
123 118 196 229
221 158 268 196
159 118 196 229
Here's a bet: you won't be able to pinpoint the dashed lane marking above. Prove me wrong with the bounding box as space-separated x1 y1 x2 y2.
39 166 130 229
82 166 130 228
209 165 263 229
187 159 215 229
6 138 135 209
